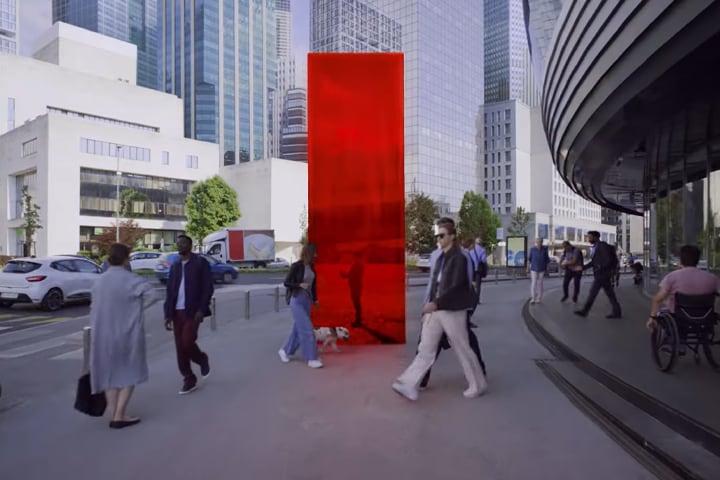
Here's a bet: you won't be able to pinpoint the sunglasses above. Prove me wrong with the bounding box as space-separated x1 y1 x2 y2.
435 233 447 240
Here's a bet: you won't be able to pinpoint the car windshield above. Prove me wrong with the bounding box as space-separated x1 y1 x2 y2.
4 261 41 273
202 255 219 265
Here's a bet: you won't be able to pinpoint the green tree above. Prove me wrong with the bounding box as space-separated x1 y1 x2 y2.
185 175 241 245
457 191 501 250
508 206 531 236
20 186 42 257
94 219 147 255
299 204 308 245
120 188 150 218
405 193 438 254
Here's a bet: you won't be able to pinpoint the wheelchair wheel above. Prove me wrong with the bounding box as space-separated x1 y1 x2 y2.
702 342 719 370
651 313 679 372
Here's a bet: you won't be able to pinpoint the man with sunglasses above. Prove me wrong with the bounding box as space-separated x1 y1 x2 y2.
417 218 487 390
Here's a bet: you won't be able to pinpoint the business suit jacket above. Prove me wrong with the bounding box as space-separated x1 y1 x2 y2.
583 241 614 279
163 253 214 320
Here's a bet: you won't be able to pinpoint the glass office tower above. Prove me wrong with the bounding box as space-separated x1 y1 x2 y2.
52 0 159 89
160 0 277 165
0 0 19 54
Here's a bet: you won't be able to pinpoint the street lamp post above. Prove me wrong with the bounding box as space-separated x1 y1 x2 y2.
115 145 123 243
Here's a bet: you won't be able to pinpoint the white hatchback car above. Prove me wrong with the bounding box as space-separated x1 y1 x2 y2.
0 256 103 311
129 251 162 271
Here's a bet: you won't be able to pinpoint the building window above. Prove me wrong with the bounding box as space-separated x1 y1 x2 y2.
484 154 488 165
22 138 38 157
505 193 512 203
484 181 488 191
505 179 512 189
505 109 511 120
162 151 170 165
505 123 510 135
186 155 199 169
80 138 150 162
491 125 495 137
505 164 511 175
7 97 15 131
79 168 193 220
505 137 511 148
505 151 511 162
492 112 496 122
506 206 511 213
484 167 487 177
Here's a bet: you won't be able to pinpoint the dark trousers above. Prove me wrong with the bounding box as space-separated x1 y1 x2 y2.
351 291 362 326
474 276 483 304
172 310 208 384
562 271 582 302
418 313 486 388
581 276 622 315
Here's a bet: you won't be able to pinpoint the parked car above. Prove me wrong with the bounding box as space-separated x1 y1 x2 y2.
0 256 102 311
154 253 238 284
545 256 559 276
267 257 290 269
417 253 432 273
129 251 162 271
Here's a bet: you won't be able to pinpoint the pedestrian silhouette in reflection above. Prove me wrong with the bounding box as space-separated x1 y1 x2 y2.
341 250 365 327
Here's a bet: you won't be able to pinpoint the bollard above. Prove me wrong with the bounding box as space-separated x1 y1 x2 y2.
210 296 217 331
274 286 280 312
82 326 91 374
495 268 499 284
245 290 251 320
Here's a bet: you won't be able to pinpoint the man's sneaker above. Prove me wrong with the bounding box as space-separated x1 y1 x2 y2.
392 381 418 401
560 296 568 303
308 359 324 369
278 348 290 363
574 310 588 317
178 381 198 395
200 359 211 379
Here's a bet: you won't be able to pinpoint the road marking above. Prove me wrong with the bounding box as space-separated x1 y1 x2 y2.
50 348 83 360
0 326 10 331
0 327 50 346
0 338 65 358
0 313 17 320
25 317 71 326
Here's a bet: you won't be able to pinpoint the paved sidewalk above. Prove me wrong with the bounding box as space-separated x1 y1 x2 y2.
0 282 654 480
527 279 720 434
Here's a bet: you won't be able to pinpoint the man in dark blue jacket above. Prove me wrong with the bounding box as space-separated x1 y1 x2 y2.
164 235 214 395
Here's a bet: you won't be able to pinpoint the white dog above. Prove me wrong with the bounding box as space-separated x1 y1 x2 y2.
314 326 350 352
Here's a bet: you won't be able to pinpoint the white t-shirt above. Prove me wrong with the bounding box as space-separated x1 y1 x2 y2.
175 259 189 310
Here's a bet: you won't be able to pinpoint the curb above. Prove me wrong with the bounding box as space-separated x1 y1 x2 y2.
522 297 720 478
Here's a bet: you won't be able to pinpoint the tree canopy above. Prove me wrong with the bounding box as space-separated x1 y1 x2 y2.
185 175 241 245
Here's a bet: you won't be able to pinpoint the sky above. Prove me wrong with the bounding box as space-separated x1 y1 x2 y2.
19 0 311 85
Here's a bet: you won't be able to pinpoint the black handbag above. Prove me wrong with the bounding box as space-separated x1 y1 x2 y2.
74 373 107 417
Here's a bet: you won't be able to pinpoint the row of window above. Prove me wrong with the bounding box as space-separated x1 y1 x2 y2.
485 150 513 165
484 123 512 138
484 137 512 151
48 107 158 133
80 138 198 169
485 178 513 191
485 192 513 204
485 165 512 177
484 109 512 124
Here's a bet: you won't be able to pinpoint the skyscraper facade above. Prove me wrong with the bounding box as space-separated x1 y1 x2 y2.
159 0 277 165
312 0 483 212
484 0 539 106
0 0 18 54
52 0 159 89
280 88 308 162
271 0 295 158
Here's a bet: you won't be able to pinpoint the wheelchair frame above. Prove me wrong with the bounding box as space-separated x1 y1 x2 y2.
651 293 719 373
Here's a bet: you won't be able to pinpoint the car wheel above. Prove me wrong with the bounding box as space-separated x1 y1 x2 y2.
42 288 64 312
223 272 233 284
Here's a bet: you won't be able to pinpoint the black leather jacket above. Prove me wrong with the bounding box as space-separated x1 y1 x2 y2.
284 261 318 303
430 245 475 311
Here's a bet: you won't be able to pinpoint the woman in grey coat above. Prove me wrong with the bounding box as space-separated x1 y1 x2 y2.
90 243 159 429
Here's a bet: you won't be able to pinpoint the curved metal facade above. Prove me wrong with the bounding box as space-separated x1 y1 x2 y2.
526 0 720 214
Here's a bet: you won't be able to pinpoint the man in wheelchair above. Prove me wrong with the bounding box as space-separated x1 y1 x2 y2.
647 245 720 371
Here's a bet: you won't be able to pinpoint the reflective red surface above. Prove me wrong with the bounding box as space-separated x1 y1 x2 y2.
308 53 405 344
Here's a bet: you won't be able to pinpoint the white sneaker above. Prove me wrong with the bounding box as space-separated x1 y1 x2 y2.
530 299 536 304
307 359 324 369
392 381 419 401
278 348 290 363
464 382 489 398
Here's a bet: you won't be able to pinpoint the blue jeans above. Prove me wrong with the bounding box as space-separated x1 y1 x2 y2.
282 292 318 361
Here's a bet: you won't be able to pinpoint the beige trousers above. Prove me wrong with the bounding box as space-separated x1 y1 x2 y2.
398 309 485 391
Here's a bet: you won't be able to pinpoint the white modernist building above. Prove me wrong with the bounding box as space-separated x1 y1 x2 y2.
479 99 615 253
221 157 307 262
0 23 219 257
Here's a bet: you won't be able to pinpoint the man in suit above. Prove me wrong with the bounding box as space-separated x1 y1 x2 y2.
574 231 622 318
164 235 214 395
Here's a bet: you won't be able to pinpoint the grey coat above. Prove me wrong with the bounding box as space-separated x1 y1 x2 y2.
90 267 159 393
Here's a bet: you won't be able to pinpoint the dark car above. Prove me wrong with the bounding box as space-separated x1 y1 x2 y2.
545 256 559 276
154 253 238 284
